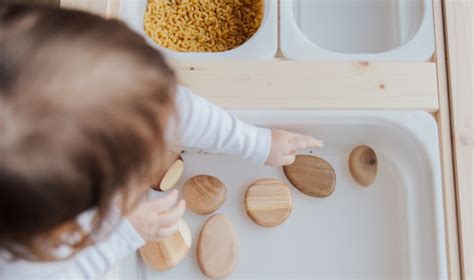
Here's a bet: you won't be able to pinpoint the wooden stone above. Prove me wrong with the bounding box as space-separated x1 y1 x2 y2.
139 219 191 271
151 152 184 191
183 175 227 215
283 155 336 198
197 214 238 279
244 179 292 227
349 145 378 187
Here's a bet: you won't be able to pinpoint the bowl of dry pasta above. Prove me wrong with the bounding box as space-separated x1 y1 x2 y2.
120 0 277 59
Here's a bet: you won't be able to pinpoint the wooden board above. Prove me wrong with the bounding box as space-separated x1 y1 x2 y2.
444 1 474 279
172 60 439 111
432 0 462 278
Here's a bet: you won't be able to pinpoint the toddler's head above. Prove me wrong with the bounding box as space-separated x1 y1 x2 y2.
0 4 176 260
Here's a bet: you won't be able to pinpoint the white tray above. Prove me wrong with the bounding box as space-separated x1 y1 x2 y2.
119 0 278 60
280 0 435 61
106 111 447 279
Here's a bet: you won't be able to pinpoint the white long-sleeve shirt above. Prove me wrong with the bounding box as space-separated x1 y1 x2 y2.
0 87 272 279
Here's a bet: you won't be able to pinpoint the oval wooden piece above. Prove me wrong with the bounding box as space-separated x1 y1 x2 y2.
197 214 238 279
139 219 191 271
183 175 227 215
151 152 184 191
283 155 336 198
349 145 378 187
244 179 292 227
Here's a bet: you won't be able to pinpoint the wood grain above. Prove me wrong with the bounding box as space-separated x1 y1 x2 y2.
349 145 378 187
444 1 473 278
183 175 227 215
244 179 292 227
432 0 461 277
171 60 439 111
158 158 184 191
197 214 238 279
283 155 336 198
151 152 183 192
139 219 191 271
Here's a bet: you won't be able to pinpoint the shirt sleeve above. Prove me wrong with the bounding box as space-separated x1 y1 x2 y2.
65 216 144 279
168 86 272 164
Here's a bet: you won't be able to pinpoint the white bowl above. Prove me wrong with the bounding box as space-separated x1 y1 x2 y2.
119 0 277 60
280 0 435 61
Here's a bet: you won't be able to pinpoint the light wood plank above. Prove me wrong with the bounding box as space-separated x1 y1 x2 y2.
173 61 439 110
433 0 462 278
444 1 474 279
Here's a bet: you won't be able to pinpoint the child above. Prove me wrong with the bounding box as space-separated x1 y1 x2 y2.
0 4 322 279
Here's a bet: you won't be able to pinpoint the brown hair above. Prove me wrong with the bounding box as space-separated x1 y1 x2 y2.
0 4 177 261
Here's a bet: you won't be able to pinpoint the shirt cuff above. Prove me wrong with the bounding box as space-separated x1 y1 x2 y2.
118 218 146 250
248 127 272 165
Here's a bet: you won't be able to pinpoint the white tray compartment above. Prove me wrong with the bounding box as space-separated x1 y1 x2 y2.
119 0 277 60
280 0 435 61
106 111 447 279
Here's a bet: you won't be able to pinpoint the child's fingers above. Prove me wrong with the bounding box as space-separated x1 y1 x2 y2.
157 200 186 228
150 189 179 213
156 221 181 239
291 135 324 151
280 154 296 166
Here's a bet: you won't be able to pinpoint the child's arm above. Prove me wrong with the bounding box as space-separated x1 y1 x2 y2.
0 192 183 279
66 191 183 279
64 209 146 279
170 86 271 163
171 86 323 165
2 88 321 279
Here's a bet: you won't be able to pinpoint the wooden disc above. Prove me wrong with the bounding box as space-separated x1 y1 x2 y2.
283 155 336 198
183 175 227 215
349 145 378 187
244 179 292 227
139 219 191 271
151 152 184 191
197 214 239 279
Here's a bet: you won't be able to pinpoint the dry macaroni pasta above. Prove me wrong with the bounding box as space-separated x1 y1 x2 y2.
144 0 264 52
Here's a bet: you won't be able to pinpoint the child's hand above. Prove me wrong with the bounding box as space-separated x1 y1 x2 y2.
126 190 186 241
265 129 324 166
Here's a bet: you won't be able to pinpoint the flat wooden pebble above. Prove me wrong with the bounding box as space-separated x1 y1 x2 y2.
349 145 378 187
197 214 239 279
183 175 227 215
244 179 292 227
151 152 184 191
283 155 336 198
139 219 191 271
